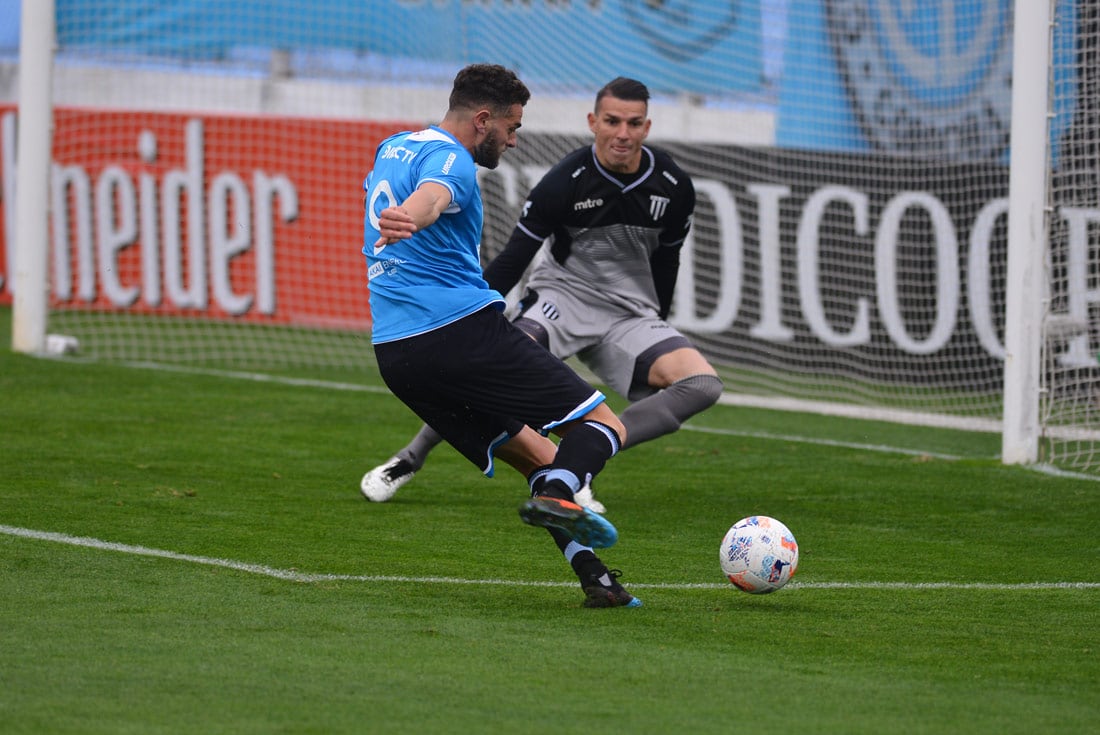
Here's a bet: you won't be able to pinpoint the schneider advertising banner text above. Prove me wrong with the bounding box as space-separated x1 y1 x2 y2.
1 109 1097 375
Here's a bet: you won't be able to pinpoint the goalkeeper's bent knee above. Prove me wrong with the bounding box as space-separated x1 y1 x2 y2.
620 373 723 449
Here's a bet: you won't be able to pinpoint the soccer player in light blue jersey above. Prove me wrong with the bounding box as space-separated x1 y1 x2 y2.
362 64 641 608
364 77 722 513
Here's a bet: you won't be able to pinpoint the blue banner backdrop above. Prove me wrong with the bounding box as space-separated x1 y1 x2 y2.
777 0 1078 161
55 0 763 98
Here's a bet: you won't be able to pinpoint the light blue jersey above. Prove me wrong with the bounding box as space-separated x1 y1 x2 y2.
363 126 504 344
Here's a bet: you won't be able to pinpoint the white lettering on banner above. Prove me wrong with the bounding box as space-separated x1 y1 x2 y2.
139 131 161 307
674 178 742 334
875 191 958 355
210 171 252 315
96 166 140 306
1060 206 1100 366
479 159 1099 366
798 185 872 347
253 171 296 315
2 116 1097 366
967 197 1009 360
748 183 793 342
161 119 206 308
51 163 94 301
0 112 299 315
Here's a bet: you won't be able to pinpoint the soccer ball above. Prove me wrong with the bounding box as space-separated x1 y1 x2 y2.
719 516 799 594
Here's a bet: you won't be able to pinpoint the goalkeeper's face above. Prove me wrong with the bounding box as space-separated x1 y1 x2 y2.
588 96 651 174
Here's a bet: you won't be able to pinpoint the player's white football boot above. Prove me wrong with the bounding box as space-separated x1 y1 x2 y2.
360 457 416 502
573 482 606 514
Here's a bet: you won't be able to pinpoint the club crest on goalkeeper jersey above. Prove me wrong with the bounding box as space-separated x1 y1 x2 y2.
362 125 504 344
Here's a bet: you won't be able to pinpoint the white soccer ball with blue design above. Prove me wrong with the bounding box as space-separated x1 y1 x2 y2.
719 515 799 594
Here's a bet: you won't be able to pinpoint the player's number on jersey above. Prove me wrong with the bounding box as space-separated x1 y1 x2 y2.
368 179 397 253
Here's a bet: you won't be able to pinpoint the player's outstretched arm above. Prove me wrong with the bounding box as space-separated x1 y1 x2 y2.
373 182 453 248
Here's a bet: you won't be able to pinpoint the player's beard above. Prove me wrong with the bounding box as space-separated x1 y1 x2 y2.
473 128 503 169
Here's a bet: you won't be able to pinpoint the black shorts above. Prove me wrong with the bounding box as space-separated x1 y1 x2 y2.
374 306 606 476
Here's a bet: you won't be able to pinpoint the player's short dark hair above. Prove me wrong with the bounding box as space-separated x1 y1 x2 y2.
449 64 531 115
595 77 650 111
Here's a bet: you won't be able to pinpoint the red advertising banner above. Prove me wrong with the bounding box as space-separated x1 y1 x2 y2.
0 105 416 331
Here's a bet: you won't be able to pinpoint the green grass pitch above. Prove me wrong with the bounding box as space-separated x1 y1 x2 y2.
1 317 1097 733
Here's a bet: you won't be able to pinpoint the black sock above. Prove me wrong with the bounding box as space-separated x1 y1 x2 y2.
527 464 576 501
570 549 602 579
549 421 620 490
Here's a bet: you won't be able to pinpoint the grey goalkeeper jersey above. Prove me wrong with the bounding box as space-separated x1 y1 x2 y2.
483 144 696 319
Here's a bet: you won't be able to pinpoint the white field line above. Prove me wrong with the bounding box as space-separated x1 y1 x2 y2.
108 360 1100 482
3 525 1098 591
681 424 967 460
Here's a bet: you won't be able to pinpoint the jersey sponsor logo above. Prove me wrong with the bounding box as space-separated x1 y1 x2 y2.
662 170 679 185
441 152 457 175
649 195 670 221
574 197 604 211
825 0 1012 160
571 166 586 179
379 143 418 164
367 256 405 281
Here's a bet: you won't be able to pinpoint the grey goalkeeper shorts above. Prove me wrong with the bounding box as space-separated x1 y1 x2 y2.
513 285 694 401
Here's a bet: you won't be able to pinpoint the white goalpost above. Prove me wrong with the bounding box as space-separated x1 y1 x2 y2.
1001 0 1054 466
10 0 52 354
2 0 1097 474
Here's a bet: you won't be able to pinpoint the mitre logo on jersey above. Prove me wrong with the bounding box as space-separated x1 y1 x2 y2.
574 197 603 211
825 0 1012 160
622 0 742 64
649 195 670 221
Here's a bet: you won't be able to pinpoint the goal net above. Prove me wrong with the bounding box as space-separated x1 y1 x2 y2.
1045 2 1100 471
1 0 1097 473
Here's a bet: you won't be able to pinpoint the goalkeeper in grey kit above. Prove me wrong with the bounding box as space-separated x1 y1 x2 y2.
363 76 723 511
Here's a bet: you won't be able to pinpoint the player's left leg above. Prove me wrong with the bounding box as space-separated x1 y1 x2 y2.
554 533 642 608
509 408 623 550
498 427 638 605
